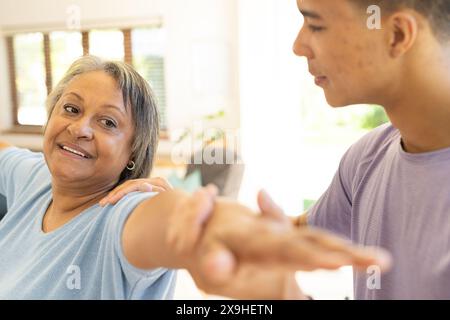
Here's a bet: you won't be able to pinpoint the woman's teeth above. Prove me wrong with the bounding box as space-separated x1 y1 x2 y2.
61 145 87 158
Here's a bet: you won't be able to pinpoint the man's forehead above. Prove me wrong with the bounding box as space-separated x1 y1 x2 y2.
297 0 354 19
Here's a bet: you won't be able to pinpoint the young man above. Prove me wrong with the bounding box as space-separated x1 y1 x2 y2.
291 0 450 299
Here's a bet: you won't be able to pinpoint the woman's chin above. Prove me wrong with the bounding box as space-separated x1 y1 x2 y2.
51 167 92 183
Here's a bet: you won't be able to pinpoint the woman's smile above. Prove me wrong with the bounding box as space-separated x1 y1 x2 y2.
57 143 93 159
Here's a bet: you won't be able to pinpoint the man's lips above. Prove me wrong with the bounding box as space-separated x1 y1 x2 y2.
314 76 328 86
56 143 93 159
309 67 328 86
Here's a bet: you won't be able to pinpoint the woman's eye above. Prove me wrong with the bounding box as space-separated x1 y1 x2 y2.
100 119 117 129
63 105 79 114
308 25 325 33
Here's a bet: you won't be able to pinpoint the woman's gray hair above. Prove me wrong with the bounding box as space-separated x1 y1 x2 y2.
46 55 160 184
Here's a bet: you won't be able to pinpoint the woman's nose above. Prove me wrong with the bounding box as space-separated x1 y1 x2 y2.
67 119 94 140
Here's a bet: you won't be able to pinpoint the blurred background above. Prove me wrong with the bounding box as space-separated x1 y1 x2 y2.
0 0 389 299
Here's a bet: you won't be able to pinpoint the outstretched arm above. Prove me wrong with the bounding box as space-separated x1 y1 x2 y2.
103 178 309 227
121 187 391 298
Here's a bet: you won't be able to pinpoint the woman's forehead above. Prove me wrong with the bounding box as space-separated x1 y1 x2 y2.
63 71 129 113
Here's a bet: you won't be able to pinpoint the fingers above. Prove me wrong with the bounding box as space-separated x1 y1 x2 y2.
351 246 392 272
257 189 288 222
225 223 391 272
205 184 219 197
99 177 172 206
237 231 349 270
99 183 147 206
166 185 218 254
149 177 173 190
146 186 166 193
295 228 392 271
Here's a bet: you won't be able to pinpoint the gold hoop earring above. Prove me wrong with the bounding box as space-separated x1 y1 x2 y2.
126 161 136 171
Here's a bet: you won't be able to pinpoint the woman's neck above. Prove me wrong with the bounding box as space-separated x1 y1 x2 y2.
43 180 116 233
49 179 117 215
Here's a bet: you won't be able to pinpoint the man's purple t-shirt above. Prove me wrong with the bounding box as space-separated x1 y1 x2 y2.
308 123 450 299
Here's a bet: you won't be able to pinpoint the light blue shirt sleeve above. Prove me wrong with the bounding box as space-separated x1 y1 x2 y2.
0 147 49 208
105 191 177 299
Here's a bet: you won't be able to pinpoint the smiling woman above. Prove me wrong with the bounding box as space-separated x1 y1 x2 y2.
0 56 387 300
44 56 159 185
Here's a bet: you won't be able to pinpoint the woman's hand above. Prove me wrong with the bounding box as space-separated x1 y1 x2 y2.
99 177 173 206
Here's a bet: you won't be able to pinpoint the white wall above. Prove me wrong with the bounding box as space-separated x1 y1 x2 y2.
0 0 163 29
237 0 305 213
0 0 240 150
162 0 240 132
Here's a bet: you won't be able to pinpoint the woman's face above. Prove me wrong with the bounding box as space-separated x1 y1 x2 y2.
43 70 135 188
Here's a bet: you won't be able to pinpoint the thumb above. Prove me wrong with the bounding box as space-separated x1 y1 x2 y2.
257 189 287 222
200 243 236 286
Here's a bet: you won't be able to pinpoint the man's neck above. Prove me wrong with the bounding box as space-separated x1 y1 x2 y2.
384 67 450 153
387 103 450 153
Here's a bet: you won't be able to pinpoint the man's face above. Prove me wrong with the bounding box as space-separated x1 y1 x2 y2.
43 71 135 188
293 0 394 107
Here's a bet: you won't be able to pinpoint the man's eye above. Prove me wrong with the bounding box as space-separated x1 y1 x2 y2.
63 105 79 114
100 119 117 128
308 25 325 33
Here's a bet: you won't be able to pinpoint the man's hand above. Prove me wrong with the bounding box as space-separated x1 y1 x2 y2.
192 191 306 299
99 177 173 206
190 263 306 300
168 187 392 299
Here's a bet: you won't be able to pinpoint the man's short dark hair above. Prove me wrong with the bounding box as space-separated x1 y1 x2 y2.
351 0 450 39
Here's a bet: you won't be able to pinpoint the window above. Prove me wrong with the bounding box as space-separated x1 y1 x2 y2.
13 33 47 126
50 32 83 86
6 26 168 132
89 29 124 61
132 28 167 130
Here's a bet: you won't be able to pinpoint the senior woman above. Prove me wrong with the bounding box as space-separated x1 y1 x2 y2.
0 56 387 300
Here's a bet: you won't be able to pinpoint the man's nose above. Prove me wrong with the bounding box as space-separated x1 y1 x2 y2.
293 28 313 58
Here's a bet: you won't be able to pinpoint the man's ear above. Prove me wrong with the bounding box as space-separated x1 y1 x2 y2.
386 11 419 58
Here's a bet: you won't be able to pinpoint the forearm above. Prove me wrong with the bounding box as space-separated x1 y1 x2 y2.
122 188 195 270
122 189 257 272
